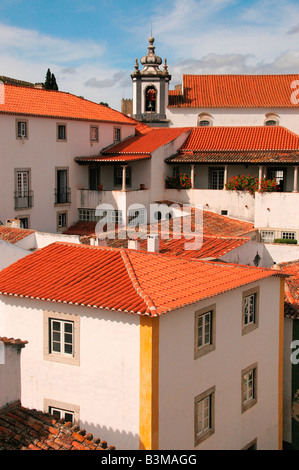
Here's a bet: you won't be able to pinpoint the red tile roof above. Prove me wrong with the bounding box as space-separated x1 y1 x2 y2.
0 84 135 125
167 126 299 164
64 209 255 240
0 242 280 317
180 126 299 151
0 226 34 244
0 337 28 348
76 127 191 164
274 260 299 318
0 401 115 450
168 74 299 108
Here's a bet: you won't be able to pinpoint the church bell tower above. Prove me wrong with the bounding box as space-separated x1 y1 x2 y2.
131 36 171 127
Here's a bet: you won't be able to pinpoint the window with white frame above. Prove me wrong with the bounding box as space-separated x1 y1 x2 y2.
49 407 75 424
210 168 224 190
260 230 275 243
194 386 215 446
242 287 259 334
44 311 80 366
194 306 216 359
49 318 74 356
114 166 131 187
57 212 67 230
128 208 146 227
242 364 257 412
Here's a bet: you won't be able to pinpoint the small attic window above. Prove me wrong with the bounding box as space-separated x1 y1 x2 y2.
197 113 213 127
264 113 279 126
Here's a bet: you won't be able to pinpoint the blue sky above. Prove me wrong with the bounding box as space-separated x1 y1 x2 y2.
1 0 299 109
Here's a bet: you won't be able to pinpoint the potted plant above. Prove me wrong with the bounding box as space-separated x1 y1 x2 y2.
140 184 146 190
97 184 103 191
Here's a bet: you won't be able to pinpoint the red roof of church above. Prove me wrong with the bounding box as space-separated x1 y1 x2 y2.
0 84 135 125
168 74 299 108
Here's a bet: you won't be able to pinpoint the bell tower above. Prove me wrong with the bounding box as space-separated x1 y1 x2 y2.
131 37 171 127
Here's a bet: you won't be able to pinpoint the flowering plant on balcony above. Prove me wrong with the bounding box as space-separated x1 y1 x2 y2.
165 173 192 189
225 175 278 195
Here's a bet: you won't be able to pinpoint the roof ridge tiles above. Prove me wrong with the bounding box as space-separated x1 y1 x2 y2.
120 249 158 316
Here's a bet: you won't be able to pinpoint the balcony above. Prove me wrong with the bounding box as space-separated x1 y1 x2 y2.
14 190 34 210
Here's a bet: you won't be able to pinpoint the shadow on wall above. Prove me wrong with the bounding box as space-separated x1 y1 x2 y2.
80 420 139 451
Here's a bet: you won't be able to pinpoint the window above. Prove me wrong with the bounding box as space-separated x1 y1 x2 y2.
57 124 67 141
194 386 215 446
281 231 296 240
89 167 101 190
114 127 121 142
264 113 279 126
242 287 259 334
268 168 285 191
197 113 213 127
78 208 99 222
14 169 33 209
210 168 224 190
44 311 80 365
97 208 123 224
90 126 99 142
49 407 75 424
194 305 216 359
55 168 70 204
17 217 29 229
16 120 28 139
128 208 146 226
50 318 74 356
114 166 131 187
44 399 80 424
260 230 275 243
57 211 67 230
242 364 257 412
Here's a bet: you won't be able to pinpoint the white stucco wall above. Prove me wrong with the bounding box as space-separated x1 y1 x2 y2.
0 113 135 233
0 297 140 450
0 342 22 408
0 240 30 269
255 193 299 230
158 277 281 450
166 107 299 135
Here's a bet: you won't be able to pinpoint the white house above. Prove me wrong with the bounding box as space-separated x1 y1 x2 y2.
0 82 136 233
0 241 285 450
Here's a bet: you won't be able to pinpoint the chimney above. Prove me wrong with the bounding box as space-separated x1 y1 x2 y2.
128 239 140 250
6 219 21 228
147 234 159 252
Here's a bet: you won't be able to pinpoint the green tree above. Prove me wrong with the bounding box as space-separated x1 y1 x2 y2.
44 68 59 90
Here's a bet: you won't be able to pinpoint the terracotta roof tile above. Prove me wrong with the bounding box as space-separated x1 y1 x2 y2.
63 210 255 240
0 337 28 348
0 242 279 316
274 260 299 319
0 402 115 450
0 227 34 244
0 84 135 125
180 126 299 151
168 74 299 108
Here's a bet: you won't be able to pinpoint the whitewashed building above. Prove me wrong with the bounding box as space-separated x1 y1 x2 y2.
0 242 285 450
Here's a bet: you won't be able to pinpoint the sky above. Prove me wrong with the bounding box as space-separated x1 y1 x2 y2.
1 0 299 110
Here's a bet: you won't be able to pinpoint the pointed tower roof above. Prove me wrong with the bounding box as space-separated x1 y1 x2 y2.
139 37 164 76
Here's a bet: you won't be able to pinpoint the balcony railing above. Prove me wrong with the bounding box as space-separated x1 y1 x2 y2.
55 188 71 205
14 190 34 210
